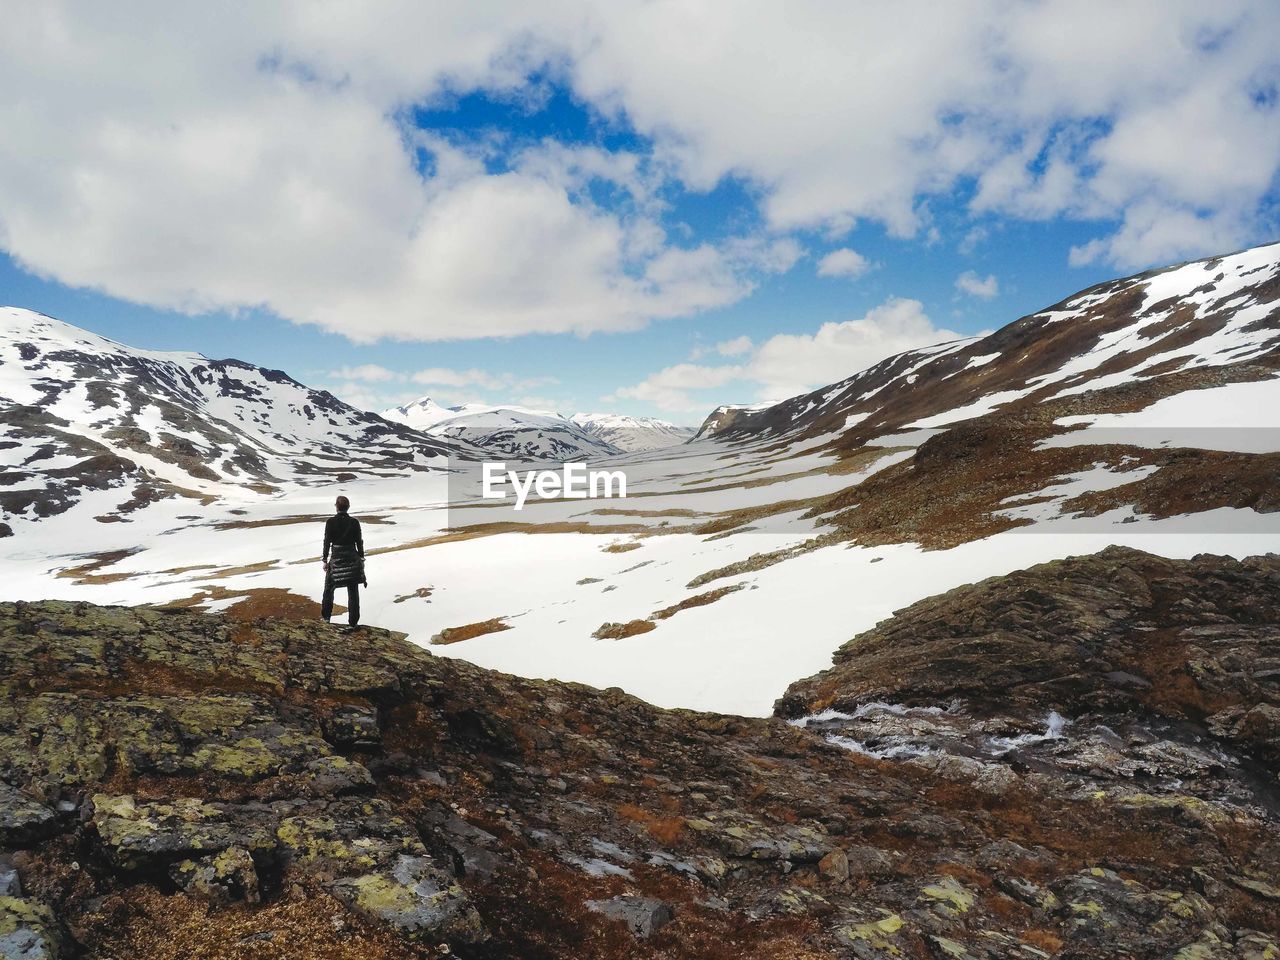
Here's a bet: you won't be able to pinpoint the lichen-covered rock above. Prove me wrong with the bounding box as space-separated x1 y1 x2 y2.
685 812 830 862
169 846 260 905
274 798 425 876
0 692 334 795
298 755 375 797
1055 867 1216 955
0 695 110 789
90 794 274 871
919 875 976 920
834 910 906 958
843 844 895 881
0 787 55 848
331 853 486 943
0 895 62 960
1 563 1278 959
1236 930 1280 959
818 848 849 882
322 706 381 750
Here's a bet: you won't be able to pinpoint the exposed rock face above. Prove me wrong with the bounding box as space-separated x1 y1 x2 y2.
2 552 1279 958
779 546 1280 955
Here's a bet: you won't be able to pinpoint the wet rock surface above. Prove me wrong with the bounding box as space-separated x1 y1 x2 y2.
778 546 1280 816
1 548 1279 958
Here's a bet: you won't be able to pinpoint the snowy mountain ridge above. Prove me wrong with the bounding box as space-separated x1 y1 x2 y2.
383 398 692 458
422 406 622 462
0 307 451 530
570 412 694 452
701 241 1280 445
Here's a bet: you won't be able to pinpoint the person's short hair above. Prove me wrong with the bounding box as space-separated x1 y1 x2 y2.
335 495 350 513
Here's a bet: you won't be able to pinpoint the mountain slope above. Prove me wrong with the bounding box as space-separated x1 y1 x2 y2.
0 308 451 530
426 407 622 461
385 398 623 461
699 241 1280 444
687 241 1280 550
571 412 694 452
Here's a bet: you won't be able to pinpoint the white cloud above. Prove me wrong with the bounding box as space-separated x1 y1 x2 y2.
1067 199 1253 268
611 362 746 413
320 362 557 413
329 386 398 414
0 5 779 343
715 335 753 357
410 366 557 392
611 297 966 413
1 0 1278 342
329 364 400 382
816 248 871 279
565 1 1280 266
747 298 965 400
955 271 999 298
958 226 989 255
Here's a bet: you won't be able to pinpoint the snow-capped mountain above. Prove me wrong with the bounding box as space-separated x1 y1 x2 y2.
384 398 623 461
687 241 1280 552
0 308 450 530
383 395 457 431
698 241 1280 446
570 413 694 452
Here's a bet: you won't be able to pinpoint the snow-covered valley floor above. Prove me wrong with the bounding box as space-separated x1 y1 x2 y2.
7 429 1280 717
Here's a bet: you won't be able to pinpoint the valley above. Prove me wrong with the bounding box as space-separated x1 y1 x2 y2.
2 243 1279 714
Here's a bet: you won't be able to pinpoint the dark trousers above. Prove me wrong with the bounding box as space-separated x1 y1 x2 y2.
322 581 360 625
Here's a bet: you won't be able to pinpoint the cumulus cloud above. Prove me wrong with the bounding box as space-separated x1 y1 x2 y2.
611 362 747 413
955 271 999 298
2 1 1278 343
410 366 557 392
816 248 872 279
715 335 754 357
610 298 966 413
321 361 556 413
329 364 400 382
0 5 781 343
747 299 966 400
567 1 1280 264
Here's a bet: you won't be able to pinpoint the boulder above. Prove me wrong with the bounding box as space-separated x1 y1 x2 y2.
0 787 56 848
818 848 849 882
331 854 486 943
588 895 674 939
169 846 260 905
89 794 274 871
0 896 62 960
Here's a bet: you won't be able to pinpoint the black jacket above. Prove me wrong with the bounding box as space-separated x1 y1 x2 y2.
324 513 365 586
323 513 364 560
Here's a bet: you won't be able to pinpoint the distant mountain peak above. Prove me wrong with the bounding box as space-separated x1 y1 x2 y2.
383 398 694 456
571 412 694 452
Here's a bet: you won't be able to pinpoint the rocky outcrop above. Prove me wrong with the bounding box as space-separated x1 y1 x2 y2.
2 552 1280 957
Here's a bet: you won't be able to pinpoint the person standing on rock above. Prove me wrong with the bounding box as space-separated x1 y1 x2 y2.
322 495 366 629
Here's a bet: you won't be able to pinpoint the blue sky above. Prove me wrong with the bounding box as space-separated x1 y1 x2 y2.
2 3 1277 424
